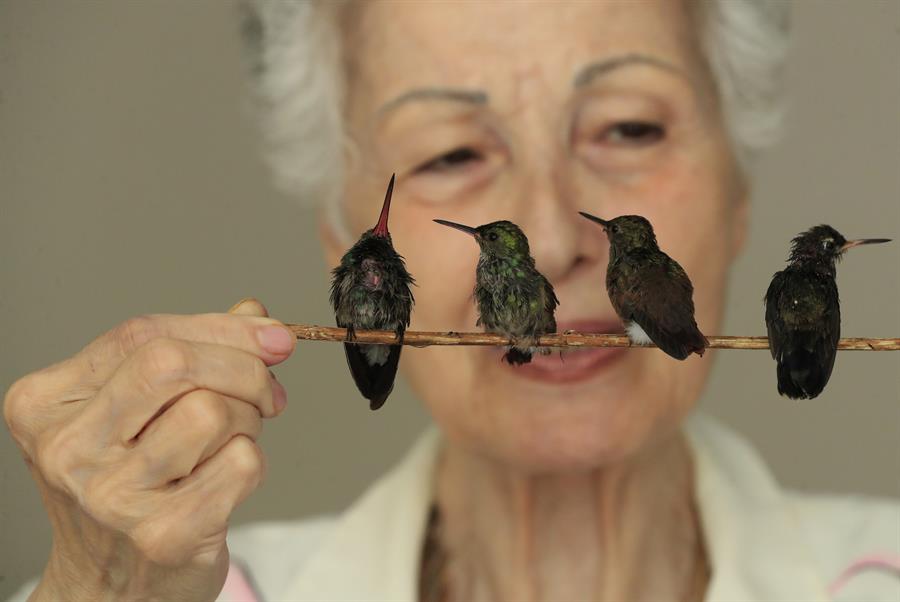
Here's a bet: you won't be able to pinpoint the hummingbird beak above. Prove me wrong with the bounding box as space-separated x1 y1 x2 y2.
433 219 478 237
840 238 891 252
578 211 610 230
372 174 395 237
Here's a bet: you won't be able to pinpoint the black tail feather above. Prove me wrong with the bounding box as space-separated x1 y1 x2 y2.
343 343 403 410
776 348 832 400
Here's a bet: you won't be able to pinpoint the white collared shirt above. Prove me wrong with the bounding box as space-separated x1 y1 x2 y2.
8 414 899 601
219 413 899 601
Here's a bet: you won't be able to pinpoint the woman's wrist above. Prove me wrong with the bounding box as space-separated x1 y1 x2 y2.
29 550 115 602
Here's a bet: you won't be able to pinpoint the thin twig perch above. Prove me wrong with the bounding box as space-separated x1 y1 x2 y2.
286 324 900 351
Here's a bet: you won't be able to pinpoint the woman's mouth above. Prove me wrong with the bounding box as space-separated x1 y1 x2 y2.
495 320 628 384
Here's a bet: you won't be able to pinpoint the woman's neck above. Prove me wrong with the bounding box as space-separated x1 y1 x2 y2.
433 431 707 602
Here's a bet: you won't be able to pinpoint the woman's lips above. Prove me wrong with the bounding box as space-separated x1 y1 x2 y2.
495 320 628 384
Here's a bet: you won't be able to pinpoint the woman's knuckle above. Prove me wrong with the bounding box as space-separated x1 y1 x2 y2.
130 520 184 566
181 391 227 435
114 315 157 356
3 374 39 437
228 436 265 483
81 476 118 523
136 338 193 384
35 427 81 491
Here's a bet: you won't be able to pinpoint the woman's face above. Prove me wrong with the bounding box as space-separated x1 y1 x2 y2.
324 0 747 471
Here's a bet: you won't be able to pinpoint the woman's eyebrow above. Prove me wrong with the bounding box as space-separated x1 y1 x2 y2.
573 53 687 88
376 88 488 117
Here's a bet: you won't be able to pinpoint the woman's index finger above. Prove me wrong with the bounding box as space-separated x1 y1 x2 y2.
71 313 296 386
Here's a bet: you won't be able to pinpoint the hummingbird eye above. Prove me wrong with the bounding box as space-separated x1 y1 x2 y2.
822 239 833 250
487 232 499 242
611 225 619 233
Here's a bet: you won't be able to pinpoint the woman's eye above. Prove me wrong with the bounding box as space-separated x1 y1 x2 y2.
414 147 482 173
597 121 665 146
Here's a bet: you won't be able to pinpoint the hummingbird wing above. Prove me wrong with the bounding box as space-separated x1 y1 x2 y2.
617 258 707 360
765 269 840 399
542 275 560 331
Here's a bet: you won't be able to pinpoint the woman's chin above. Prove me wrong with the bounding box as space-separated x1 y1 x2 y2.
412 338 697 473
449 351 682 472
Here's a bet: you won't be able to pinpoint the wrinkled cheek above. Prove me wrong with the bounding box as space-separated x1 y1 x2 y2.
681 207 733 335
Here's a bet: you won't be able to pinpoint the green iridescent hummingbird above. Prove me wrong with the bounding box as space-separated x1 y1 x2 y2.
765 225 890 399
580 212 708 360
433 219 559 365
330 175 415 410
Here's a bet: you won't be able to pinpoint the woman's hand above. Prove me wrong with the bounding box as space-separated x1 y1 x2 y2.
2 299 294 602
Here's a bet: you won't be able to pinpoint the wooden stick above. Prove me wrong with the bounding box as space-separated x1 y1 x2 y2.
286 324 900 351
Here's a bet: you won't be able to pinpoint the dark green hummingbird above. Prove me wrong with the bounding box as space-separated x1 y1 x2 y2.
330 175 415 410
579 212 708 360
432 219 559 365
764 225 890 399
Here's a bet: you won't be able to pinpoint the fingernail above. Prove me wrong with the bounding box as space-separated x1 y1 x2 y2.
258 325 294 355
272 377 288 413
228 297 255 313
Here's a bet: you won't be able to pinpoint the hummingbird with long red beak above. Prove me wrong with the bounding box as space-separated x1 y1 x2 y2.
765 225 890 399
432 219 559 365
330 175 414 410
579 212 708 360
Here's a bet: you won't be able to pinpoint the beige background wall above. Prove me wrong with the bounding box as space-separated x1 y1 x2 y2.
1 1 898 597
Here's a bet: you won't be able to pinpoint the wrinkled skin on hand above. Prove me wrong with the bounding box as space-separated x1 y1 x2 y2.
3 299 294 602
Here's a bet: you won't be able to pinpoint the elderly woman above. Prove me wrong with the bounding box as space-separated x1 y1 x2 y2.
5 1 899 601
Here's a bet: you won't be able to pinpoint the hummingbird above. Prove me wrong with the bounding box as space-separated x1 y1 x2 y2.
329 175 415 410
432 219 559 365
579 212 708 360
764 225 890 399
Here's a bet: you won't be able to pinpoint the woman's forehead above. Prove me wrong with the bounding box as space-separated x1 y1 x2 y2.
346 0 702 110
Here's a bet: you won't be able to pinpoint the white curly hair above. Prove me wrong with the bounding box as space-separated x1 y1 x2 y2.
238 0 791 237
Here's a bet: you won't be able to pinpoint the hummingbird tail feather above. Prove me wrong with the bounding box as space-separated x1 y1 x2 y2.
343 342 402 410
777 348 829 400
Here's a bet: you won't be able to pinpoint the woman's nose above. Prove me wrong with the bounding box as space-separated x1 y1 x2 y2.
516 167 607 284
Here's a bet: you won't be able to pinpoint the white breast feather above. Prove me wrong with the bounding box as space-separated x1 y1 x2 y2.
625 321 653 345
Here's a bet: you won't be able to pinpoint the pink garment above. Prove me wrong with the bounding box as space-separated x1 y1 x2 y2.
221 562 260 602
827 553 900 597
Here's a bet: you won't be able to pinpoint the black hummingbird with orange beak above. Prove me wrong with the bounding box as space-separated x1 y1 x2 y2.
579 212 708 360
330 175 415 410
765 225 890 399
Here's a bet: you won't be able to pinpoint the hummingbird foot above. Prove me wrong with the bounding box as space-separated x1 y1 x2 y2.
345 324 357 343
503 347 533 365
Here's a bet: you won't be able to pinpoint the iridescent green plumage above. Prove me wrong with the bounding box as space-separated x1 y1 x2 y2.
434 219 558 365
